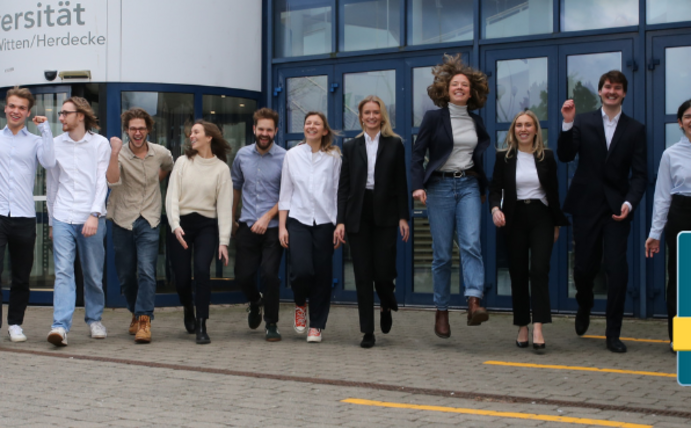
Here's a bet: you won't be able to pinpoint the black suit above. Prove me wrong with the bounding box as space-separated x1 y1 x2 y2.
557 110 647 338
410 107 490 194
490 149 569 325
337 134 409 334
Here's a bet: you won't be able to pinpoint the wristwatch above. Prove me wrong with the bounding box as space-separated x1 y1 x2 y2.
91 212 100 218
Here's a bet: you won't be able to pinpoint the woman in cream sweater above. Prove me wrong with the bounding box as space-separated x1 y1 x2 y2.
166 120 233 344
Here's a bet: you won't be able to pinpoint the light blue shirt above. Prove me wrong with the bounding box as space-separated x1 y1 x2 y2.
649 135 691 240
0 123 55 218
231 142 286 228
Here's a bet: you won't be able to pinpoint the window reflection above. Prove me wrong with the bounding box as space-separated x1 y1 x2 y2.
647 0 691 25
343 70 396 130
567 52 621 112
412 66 439 127
665 47 691 115
561 0 637 32
496 57 549 123
275 0 332 57
287 75 328 133
409 0 473 45
482 0 552 39
343 0 401 51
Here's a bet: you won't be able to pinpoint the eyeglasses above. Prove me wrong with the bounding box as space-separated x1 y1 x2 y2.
58 110 78 117
128 127 148 133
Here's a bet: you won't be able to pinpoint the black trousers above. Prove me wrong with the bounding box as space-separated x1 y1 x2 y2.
347 190 398 334
234 223 283 324
0 215 36 327
169 213 218 319
665 195 691 342
506 202 554 326
572 207 631 339
287 218 335 330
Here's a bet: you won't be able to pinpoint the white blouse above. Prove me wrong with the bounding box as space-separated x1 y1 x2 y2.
279 143 342 226
515 151 547 206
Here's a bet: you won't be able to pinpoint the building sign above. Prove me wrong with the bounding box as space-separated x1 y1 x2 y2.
0 1 107 87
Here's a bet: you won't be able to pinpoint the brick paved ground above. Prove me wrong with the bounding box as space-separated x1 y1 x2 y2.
0 304 688 427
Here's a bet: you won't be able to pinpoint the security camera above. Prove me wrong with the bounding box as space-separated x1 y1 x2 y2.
44 70 58 81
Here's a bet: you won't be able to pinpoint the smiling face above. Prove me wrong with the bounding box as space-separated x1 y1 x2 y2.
303 114 328 142
448 73 472 106
4 95 31 131
254 118 277 152
359 101 382 134
513 114 537 150
125 118 149 150
680 106 691 140
598 79 626 109
190 123 212 151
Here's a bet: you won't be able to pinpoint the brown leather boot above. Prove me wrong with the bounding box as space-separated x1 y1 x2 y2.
135 315 152 344
435 310 451 338
128 314 138 335
467 297 489 326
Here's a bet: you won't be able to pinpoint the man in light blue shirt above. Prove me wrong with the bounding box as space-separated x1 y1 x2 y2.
0 86 55 342
231 108 286 341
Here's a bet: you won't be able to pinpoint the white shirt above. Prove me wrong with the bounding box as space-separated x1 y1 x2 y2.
278 143 342 226
365 132 380 190
515 151 548 206
562 107 632 212
47 132 111 226
0 123 55 218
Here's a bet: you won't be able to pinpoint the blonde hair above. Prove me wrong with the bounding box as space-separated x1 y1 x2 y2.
302 111 341 155
356 95 401 139
501 110 545 162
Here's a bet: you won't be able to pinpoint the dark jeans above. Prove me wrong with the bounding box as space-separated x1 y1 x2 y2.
0 215 36 327
506 202 554 326
287 218 335 330
169 213 218 319
348 190 398 334
572 207 631 339
112 217 159 319
234 223 283 324
665 195 691 342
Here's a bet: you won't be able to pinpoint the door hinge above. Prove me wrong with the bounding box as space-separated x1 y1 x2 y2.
329 83 340 93
647 58 660 71
273 86 283 97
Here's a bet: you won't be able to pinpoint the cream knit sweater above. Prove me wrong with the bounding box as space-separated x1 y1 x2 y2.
165 154 233 245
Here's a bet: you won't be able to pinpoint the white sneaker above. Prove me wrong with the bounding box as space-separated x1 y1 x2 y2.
47 327 68 346
89 321 107 339
307 328 322 343
8 325 27 342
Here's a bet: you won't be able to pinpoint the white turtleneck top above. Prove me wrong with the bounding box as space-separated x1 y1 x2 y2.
439 103 477 172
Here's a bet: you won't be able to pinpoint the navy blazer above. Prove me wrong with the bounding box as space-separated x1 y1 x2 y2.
337 135 409 233
557 110 647 216
410 107 491 195
489 149 570 232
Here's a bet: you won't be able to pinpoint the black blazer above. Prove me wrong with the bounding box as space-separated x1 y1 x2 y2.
557 110 647 216
337 135 410 233
489 149 569 232
410 107 491 195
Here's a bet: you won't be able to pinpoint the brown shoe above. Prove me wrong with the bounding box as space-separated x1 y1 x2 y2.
467 297 489 326
135 315 152 344
128 314 138 335
434 310 451 338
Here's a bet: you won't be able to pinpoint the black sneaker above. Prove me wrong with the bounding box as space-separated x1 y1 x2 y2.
265 323 281 342
248 298 263 330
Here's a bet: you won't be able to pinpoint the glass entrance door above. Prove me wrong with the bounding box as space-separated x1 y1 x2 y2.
647 33 691 318
0 86 71 305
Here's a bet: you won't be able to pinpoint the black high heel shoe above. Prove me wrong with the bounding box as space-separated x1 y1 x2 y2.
532 330 546 352
516 327 529 348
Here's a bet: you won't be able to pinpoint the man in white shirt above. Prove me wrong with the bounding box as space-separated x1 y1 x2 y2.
46 97 111 347
0 87 55 342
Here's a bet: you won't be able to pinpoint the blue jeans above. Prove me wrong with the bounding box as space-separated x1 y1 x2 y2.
426 176 485 310
52 218 106 331
112 217 159 318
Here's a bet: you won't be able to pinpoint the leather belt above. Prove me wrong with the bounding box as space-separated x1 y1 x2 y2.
518 199 542 204
432 169 478 178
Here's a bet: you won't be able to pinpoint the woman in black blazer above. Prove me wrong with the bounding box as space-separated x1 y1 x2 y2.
334 95 410 348
490 110 569 351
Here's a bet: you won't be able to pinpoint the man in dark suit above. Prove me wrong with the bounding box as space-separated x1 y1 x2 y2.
557 70 647 353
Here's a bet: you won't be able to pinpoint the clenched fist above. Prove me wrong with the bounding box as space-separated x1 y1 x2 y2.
561 99 576 123
110 136 123 154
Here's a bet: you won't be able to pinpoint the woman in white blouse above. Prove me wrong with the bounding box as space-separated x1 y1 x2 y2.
166 120 233 345
279 111 342 343
489 110 569 351
645 99 691 353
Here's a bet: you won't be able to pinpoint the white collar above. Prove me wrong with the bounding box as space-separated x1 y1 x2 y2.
601 107 622 124
364 132 381 144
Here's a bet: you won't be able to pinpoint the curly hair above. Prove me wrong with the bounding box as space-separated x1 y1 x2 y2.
64 96 100 131
121 107 154 133
501 110 545 162
427 54 489 111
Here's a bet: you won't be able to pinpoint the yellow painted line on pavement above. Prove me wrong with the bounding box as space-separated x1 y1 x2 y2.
342 398 652 428
582 335 669 344
483 361 675 378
